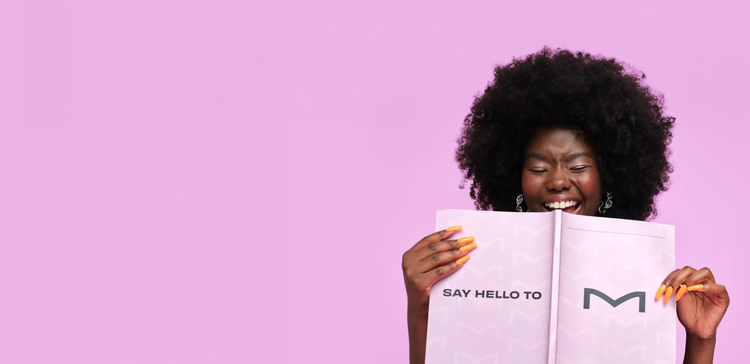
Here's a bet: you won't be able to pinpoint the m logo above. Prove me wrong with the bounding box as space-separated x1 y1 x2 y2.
583 288 646 313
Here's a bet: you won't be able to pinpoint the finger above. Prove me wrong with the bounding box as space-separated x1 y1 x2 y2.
413 236 475 261
655 269 681 301
662 266 698 303
684 267 716 286
674 284 688 302
419 254 471 288
415 243 477 273
402 227 463 275
405 225 469 267
410 226 462 252
676 268 719 302
671 267 716 303
684 283 730 308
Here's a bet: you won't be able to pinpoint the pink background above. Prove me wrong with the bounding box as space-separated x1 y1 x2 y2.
0 0 747 363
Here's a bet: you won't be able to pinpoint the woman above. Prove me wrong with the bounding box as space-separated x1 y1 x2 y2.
401 48 729 364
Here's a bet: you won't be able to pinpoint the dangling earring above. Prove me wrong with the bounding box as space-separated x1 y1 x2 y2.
598 192 613 214
516 194 526 212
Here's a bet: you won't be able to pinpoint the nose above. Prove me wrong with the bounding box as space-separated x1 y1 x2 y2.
546 168 572 192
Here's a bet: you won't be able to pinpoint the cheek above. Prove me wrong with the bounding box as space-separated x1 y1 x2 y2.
576 172 602 203
521 173 545 206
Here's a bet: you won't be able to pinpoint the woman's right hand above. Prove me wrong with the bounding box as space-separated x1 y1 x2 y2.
402 226 476 364
401 226 476 318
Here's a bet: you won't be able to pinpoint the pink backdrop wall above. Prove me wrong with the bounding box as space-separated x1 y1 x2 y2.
1 0 748 363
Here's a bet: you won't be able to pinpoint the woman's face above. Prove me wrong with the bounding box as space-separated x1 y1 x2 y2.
521 126 602 216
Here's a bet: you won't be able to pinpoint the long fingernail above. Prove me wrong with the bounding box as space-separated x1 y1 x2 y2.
664 286 674 303
446 226 462 232
675 285 688 301
459 243 477 252
687 284 704 292
654 284 667 300
458 237 474 244
456 255 470 266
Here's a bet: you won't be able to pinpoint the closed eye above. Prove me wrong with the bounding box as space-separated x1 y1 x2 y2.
570 166 588 172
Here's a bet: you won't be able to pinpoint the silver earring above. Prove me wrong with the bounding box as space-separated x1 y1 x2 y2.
598 192 613 214
516 194 525 212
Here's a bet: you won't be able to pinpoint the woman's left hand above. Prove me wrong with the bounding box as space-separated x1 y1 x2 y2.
656 266 730 340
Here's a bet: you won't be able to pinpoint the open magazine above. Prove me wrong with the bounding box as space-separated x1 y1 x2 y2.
426 210 675 364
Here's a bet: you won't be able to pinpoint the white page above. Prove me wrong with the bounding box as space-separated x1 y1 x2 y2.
426 210 555 364
555 213 676 364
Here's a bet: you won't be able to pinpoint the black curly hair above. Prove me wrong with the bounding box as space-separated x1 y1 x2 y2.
455 47 674 221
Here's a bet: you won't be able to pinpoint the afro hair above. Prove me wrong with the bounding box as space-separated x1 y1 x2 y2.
455 47 674 220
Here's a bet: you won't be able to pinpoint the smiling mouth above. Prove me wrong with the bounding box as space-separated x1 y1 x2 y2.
544 200 581 214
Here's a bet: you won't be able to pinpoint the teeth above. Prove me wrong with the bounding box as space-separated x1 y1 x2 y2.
546 201 577 210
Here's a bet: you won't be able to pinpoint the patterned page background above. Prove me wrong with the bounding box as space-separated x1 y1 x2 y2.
556 213 675 364
426 210 556 364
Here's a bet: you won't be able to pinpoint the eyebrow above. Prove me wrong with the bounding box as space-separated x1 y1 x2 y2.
525 152 595 162
526 153 549 162
563 152 595 162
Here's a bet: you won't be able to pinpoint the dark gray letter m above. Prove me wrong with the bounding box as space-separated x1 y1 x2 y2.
583 288 646 313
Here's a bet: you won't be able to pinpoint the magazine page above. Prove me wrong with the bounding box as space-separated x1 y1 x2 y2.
425 210 556 364
555 213 675 364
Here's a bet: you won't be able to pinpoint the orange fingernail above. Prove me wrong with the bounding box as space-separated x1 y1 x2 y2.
456 255 470 266
664 286 674 303
459 243 477 252
675 285 688 301
446 226 462 232
687 284 704 292
655 284 666 300
458 237 474 244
